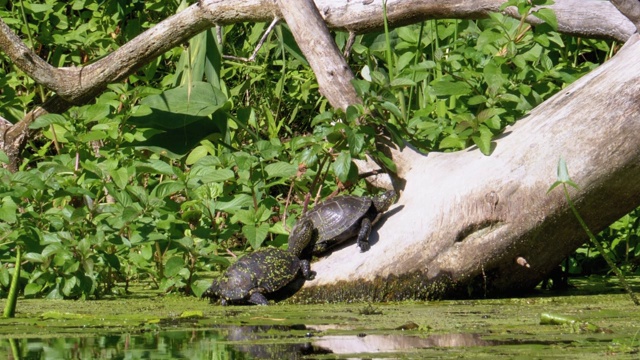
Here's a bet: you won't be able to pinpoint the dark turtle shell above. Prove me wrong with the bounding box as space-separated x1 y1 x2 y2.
300 195 372 243
209 248 301 303
291 190 396 254
204 220 315 305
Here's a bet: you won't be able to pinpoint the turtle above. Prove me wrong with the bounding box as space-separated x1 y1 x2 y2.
202 219 315 306
290 189 396 255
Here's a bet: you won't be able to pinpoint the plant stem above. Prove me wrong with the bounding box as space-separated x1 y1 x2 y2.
563 185 639 305
382 0 394 81
3 246 22 318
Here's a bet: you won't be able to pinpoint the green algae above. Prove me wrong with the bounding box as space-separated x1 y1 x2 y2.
0 277 638 358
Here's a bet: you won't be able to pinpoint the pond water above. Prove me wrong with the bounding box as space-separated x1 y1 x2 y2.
0 277 638 359
0 325 589 359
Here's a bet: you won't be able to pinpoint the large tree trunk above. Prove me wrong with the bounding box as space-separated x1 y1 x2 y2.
299 35 640 301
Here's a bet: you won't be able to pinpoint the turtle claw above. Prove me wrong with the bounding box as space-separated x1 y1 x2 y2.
358 241 370 252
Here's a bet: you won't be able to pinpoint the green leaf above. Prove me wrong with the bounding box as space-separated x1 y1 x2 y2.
255 205 272 223
346 130 365 157
372 150 397 174
186 146 209 165
29 114 67 129
23 252 45 263
104 183 132 206
557 157 570 183
110 167 129 189
24 283 42 297
380 102 403 119
257 140 282 161
351 79 370 97
483 61 505 89
82 103 111 123
165 256 185 278
439 134 465 150
499 0 519 11
77 130 108 142
62 276 78 297
346 105 361 124
131 82 227 129
12 171 46 190
533 8 558 30
431 80 472 96
152 181 185 199
0 196 17 223
243 223 269 250
0 150 9 164
136 159 175 175
192 279 214 298
333 151 351 183
42 243 65 258
191 167 234 183
234 208 257 225
46 286 64 300
477 108 505 123
265 162 298 179
548 158 579 193
390 77 416 88
471 127 494 156
216 194 254 213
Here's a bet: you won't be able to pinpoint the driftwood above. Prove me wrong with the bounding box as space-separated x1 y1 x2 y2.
1 1 639 300
301 35 640 300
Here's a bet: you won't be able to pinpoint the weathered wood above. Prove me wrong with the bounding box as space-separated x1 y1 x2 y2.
200 0 634 41
275 0 360 110
611 0 640 32
299 35 640 301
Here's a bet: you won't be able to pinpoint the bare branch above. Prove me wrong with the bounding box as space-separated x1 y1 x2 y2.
275 0 360 110
200 0 635 42
343 31 356 59
0 4 212 103
610 0 640 32
0 19 64 94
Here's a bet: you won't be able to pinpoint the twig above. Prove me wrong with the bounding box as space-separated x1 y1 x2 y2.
222 17 280 62
343 31 356 59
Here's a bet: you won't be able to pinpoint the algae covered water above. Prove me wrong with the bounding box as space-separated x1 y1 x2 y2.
0 277 638 359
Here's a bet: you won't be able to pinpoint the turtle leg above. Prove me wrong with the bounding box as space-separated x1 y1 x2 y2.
248 291 269 306
300 260 316 280
356 218 372 252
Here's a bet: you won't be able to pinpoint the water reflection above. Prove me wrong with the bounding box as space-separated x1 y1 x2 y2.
224 324 331 359
313 332 497 354
3 330 242 360
0 324 571 359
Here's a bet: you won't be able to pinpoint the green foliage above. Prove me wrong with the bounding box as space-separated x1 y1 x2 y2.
548 159 638 305
0 0 622 299
349 0 605 155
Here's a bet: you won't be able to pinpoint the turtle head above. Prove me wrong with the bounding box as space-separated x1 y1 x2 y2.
287 219 315 257
373 189 397 212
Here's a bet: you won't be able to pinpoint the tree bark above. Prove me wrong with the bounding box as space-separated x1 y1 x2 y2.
299 35 640 301
275 0 360 110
